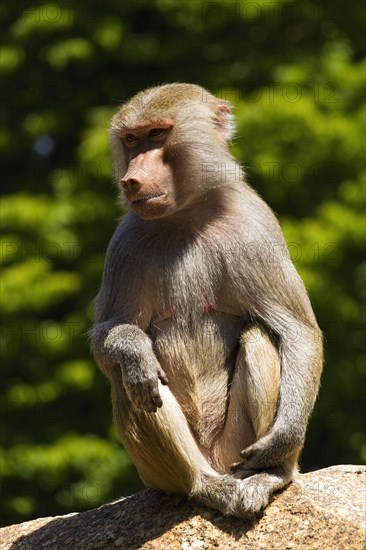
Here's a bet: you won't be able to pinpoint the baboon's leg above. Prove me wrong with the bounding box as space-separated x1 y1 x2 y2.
213 326 298 514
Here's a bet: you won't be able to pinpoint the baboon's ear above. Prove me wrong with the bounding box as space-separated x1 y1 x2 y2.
214 103 235 141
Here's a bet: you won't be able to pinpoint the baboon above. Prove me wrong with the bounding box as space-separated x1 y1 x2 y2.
91 83 323 517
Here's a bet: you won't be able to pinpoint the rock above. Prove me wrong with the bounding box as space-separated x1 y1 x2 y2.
1 465 365 550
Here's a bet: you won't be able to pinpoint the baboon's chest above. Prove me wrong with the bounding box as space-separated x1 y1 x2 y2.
143 243 230 314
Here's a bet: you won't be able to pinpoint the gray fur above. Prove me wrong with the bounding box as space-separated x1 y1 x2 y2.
90 83 323 517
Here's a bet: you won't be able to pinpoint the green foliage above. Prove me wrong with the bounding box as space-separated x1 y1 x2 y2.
1 0 364 527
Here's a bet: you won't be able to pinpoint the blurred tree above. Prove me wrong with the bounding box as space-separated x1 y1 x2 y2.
1 0 364 526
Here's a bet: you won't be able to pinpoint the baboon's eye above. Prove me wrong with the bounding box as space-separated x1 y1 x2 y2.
123 134 139 148
125 134 138 143
149 128 168 139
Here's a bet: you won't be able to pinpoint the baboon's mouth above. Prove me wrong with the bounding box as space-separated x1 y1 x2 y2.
132 193 166 205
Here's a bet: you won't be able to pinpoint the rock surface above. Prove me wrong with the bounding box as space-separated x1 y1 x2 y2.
1 465 365 550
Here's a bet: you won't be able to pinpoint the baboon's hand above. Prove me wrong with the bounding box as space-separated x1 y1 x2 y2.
231 429 303 471
230 461 259 479
122 356 168 413
97 323 169 412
